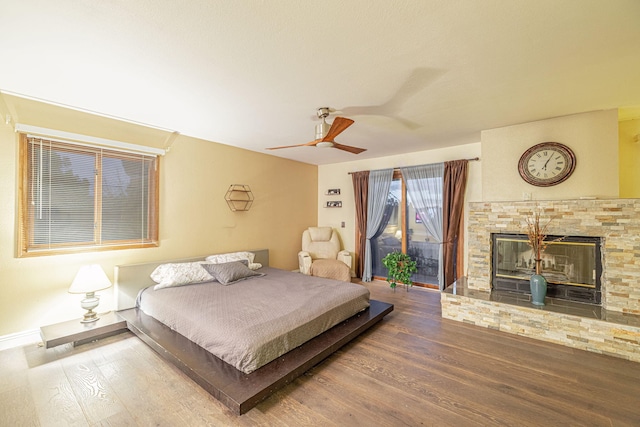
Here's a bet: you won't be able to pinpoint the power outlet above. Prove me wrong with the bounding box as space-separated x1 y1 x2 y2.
341 221 345 228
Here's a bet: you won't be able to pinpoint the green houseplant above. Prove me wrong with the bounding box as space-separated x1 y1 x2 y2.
381 250 418 291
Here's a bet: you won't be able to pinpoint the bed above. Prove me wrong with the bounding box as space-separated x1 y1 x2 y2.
115 249 393 414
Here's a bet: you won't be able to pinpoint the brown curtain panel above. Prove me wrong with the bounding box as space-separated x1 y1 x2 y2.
443 160 468 287
351 171 369 278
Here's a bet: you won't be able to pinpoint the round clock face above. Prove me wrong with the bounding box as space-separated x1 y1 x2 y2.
518 142 576 187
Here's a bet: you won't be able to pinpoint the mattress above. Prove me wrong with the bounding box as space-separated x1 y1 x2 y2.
136 267 370 373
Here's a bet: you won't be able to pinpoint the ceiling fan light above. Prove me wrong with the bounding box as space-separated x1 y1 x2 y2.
316 141 334 148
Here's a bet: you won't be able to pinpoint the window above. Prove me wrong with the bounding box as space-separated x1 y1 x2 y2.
18 134 159 256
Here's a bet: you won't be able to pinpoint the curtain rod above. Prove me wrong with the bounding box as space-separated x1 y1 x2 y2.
347 157 480 175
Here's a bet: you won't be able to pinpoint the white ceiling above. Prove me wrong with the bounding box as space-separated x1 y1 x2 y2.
1 0 639 165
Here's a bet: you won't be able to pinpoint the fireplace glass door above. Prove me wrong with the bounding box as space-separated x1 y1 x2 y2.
492 233 602 304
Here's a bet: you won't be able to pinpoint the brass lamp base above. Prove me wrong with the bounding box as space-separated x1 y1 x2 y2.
80 292 101 323
81 310 100 323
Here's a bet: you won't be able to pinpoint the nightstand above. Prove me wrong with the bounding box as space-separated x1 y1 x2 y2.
40 311 128 349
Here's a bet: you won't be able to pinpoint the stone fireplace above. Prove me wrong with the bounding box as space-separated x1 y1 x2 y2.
441 199 640 363
466 199 640 313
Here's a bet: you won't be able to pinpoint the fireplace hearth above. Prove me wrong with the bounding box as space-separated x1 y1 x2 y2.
491 233 602 305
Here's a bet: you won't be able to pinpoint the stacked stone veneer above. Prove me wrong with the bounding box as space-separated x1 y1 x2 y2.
441 199 640 362
467 199 640 314
440 291 640 362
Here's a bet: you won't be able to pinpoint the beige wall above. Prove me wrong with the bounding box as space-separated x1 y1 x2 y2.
619 118 640 198
481 109 619 202
317 143 483 273
0 105 317 336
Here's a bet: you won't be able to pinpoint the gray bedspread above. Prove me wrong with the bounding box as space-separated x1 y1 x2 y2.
136 267 370 373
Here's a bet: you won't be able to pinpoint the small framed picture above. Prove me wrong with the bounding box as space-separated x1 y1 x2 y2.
326 188 341 195
326 201 342 208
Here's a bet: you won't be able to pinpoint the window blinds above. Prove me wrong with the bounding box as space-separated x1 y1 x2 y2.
22 136 158 254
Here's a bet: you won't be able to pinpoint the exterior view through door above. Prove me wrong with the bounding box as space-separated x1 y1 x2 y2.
371 173 445 288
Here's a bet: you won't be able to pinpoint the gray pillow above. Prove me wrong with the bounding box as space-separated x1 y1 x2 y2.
201 261 265 285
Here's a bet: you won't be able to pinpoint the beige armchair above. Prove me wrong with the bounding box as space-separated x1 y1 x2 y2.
298 227 352 282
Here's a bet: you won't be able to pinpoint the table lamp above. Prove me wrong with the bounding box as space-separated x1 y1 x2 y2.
68 264 112 323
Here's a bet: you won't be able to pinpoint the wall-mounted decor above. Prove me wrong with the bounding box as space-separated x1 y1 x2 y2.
518 142 576 187
326 201 342 208
225 184 254 211
326 188 341 195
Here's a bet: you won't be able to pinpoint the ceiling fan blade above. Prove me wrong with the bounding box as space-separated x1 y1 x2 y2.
322 117 354 142
266 140 320 150
332 142 367 154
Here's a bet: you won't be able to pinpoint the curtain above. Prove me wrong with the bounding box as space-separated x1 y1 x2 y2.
401 163 445 289
370 197 398 274
375 198 397 239
351 171 369 278
443 160 469 288
363 168 393 282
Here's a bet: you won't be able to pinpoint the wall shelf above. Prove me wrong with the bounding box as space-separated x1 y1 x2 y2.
225 184 254 212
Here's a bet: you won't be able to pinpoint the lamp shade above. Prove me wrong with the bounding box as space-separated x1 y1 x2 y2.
68 264 112 294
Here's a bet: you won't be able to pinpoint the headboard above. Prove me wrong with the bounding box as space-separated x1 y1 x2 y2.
114 249 269 310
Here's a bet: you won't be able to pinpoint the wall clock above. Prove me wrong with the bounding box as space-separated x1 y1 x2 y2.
518 142 576 187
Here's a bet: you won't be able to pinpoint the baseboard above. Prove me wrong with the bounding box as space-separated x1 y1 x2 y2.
0 329 41 351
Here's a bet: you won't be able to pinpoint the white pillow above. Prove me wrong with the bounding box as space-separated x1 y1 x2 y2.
150 261 213 290
205 251 262 270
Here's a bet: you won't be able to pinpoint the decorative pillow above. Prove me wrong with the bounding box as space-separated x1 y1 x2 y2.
150 262 214 290
201 261 265 286
205 251 262 270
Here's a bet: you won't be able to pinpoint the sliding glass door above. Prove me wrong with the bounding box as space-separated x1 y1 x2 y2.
371 174 443 287
371 179 402 278
406 190 441 286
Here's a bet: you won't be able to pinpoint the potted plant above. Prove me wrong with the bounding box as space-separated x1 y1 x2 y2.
382 250 418 291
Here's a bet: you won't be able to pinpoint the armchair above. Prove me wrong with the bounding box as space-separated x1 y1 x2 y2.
298 227 352 282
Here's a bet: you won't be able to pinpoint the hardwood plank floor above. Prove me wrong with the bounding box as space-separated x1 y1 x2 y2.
2 280 640 426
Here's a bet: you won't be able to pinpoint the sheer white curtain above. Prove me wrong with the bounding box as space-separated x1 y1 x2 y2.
401 163 445 289
363 168 393 282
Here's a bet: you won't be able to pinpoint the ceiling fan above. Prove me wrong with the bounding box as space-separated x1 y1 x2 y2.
266 107 367 154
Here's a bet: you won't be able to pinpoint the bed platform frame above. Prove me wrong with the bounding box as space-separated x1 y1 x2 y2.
114 249 393 415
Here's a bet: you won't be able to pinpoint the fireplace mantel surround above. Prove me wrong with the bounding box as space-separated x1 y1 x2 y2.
441 198 640 362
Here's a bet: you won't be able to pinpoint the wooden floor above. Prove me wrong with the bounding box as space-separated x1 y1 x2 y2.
2 280 640 426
